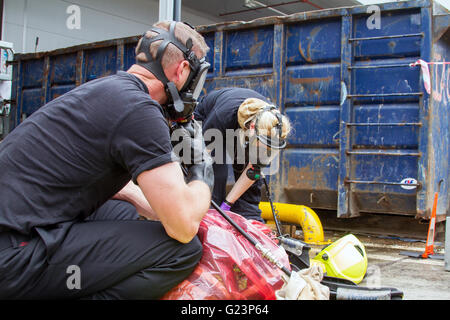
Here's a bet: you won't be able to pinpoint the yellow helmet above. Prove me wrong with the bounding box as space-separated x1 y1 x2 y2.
312 234 368 284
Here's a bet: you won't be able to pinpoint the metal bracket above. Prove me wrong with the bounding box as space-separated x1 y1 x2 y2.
0 99 14 117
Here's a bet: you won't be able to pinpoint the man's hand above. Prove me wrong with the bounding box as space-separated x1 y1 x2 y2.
185 156 214 193
174 119 208 165
174 120 214 192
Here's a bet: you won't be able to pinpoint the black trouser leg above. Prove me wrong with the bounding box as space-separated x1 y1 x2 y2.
85 199 140 221
0 200 202 299
83 226 202 300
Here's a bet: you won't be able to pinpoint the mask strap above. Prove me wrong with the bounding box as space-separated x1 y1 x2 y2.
137 31 170 85
136 22 195 86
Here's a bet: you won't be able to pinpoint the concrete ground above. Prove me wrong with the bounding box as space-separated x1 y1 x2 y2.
307 230 450 300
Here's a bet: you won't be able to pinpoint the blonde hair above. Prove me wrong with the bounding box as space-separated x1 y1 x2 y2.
237 98 291 140
135 21 210 69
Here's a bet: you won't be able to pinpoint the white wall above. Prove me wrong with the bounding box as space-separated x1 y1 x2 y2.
2 0 219 53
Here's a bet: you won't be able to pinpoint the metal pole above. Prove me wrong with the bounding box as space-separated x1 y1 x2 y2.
22 0 28 53
250 0 288 16
262 177 283 236
445 213 450 271
173 0 181 21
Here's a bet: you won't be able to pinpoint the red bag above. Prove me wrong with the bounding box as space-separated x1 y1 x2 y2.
161 209 290 300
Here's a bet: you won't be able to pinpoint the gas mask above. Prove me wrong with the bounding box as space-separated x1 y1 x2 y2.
135 21 210 123
240 105 287 180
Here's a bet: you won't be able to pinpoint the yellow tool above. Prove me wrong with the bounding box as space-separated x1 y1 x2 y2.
259 202 330 245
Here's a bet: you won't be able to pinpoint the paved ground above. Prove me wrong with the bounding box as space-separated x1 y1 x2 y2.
307 231 450 300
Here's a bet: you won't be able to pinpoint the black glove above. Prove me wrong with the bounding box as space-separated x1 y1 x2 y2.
186 157 214 193
173 120 214 193
173 119 207 165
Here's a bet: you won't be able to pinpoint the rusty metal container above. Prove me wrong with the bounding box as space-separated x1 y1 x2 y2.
197 0 449 220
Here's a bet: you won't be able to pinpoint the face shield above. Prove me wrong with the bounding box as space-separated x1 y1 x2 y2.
254 105 287 150
135 21 210 123
239 106 287 176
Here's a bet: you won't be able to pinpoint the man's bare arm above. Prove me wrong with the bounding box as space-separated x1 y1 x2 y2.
113 180 159 220
137 161 211 243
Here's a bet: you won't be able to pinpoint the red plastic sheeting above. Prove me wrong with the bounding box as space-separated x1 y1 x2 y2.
162 209 290 300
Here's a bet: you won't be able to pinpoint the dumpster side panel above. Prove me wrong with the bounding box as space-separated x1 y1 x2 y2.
340 7 425 217
48 53 77 102
430 25 449 218
19 58 45 120
10 37 140 126
282 17 343 210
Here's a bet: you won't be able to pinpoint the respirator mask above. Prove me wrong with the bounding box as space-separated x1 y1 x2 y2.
135 21 210 123
241 105 287 180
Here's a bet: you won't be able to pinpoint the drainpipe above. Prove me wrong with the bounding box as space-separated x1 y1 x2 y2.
22 0 28 53
174 0 181 21
159 0 182 21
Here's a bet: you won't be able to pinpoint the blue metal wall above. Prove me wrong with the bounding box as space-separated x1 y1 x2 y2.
197 0 449 220
8 0 449 219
